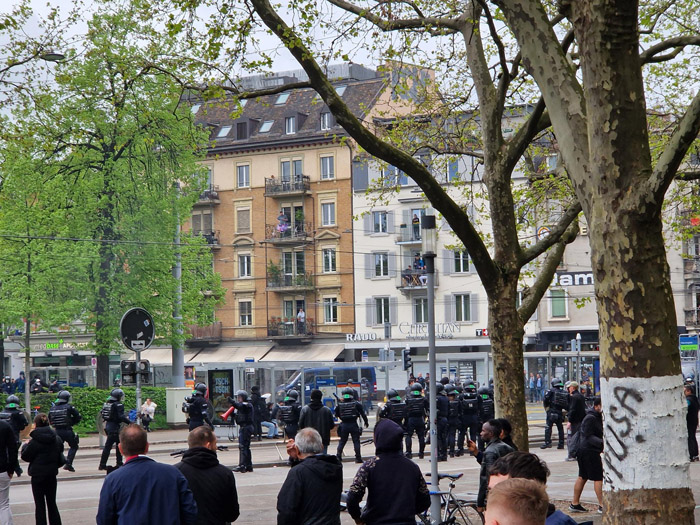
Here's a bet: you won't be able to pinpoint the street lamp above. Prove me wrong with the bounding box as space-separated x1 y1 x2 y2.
40 50 65 62
421 214 440 522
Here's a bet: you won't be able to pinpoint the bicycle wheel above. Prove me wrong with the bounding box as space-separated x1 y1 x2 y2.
446 500 484 525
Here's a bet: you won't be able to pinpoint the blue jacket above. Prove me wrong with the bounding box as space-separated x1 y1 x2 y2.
97 456 197 525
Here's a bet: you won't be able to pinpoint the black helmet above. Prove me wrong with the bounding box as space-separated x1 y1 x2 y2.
445 384 456 395
236 390 249 401
6 395 20 408
56 390 71 404
193 383 207 396
463 382 476 393
453 384 463 394
386 388 400 401
409 383 423 396
477 385 490 396
285 389 299 402
551 378 564 388
435 383 445 394
341 387 355 400
110 388 124 401
440 377 450 385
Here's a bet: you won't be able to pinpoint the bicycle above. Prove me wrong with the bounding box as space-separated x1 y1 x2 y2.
417 472 484 525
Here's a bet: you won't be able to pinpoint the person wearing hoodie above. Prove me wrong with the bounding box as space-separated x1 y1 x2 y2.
175 425 239 525
569 397 603 514
466 419 513 512
20 413 65 525
0 417 19 525
276 427 343 525
346 418 430 525
686 385 699 461
299 389 335 454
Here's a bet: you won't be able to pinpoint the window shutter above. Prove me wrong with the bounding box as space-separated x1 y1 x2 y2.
402 209 411 228
366 298 375 327
192 214 201 234
353 160 369 192
443 250 452 275
203 212 213 232
363 214 371 236
444 294 454 322
365 253 373 278
387 211 395 233
388 251 396 277
390 297 398 325
470 293 479 323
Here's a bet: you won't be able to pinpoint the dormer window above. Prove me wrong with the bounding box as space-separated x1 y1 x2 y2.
336 85 346 96
259 120 274 133
276 92 290 105
320 112 333 130
285 116 296 135
217 125 232 138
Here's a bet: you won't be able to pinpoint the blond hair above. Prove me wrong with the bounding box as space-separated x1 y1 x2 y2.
485 478 549 525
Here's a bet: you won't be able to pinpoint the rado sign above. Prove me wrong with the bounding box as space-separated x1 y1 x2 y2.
346 332 379 342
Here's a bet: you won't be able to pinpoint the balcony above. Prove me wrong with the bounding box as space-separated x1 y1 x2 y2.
267 318 314 342
267 272 315 292
686 308 700 328
263 222 313 245
264 176 311 197
684 257 700 275
186 321 222 347
195 185 220 205
196 230 221 249
395 224 422 245
397 269 439 292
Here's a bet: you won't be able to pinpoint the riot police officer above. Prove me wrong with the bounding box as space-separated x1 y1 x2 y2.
184 382 212 431
404 383 428 459
541 378 567 449
0 394 28 476
278 389 302 440
229 390 255 473
48 390 82 472
435 383 449 461
476 385 495 451
335 386 368 463
457 382 479 456
446 384 462 458
378 388 407 429
99 388 131 471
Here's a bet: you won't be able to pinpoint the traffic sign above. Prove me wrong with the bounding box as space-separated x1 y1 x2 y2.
120 307 155 352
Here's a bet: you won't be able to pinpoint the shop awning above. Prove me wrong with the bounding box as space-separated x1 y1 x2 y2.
187 343 273 364
140 346 199 365
260 343 345 362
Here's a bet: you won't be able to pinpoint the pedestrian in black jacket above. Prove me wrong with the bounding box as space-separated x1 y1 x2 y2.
298 389 335 454
347 418 430 525
686 385 700 461
175 426 239 524
21 413 65 525
467 418 513 511
250 386 268 441
0 418 19 524
277 427 342 525
566 381 586 461
569 397 603 514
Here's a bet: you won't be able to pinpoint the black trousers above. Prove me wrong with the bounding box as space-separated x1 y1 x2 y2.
56 428 79 466
31 475 61 525
447 419 460 455
238 424 254 468
405 417 425 455
544 411 565 447
337 421 361 459
437 417 448 459
284 422 298 441
188 419 205 431
99 432 122 468
689 422 699 459
457 416 480 451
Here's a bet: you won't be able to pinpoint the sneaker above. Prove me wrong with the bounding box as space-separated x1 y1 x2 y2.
540 443 552 449
597 506 603 514
405 453 413 459
98 465 107 471
63 465 75 472
565 457 577 462
557 444 565 449
569 503 587 513
418 453 424 459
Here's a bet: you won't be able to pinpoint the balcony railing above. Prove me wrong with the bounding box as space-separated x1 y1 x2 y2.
267 272 314 291
267 318 314 338
186 321 222 346
264 176 311 197
684 257 700 274
396 224 422 244
264 222 313 244
196 185 220 204
397 269 439 291
686 308 700 327
196 230 220 247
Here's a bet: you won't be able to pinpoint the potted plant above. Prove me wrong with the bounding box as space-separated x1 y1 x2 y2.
267 260 282 284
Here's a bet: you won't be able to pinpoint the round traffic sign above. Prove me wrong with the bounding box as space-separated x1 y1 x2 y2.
119 307 155 352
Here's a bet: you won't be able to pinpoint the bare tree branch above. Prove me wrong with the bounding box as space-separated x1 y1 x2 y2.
326 0 462 32
519 201 582 266
640 36 700 64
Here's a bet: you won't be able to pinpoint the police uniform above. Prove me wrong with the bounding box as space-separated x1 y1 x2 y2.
279 396 302 440
335 390 368 462
457 385 480 455
476 386 494 451
541 380 567 449
230 391 255 473
186 395 211 431
99 390 130 470
446 387 462 457
48 392 82 470
378 390 407 429
404 387 428 459
0 396 28 475
435 386 449 461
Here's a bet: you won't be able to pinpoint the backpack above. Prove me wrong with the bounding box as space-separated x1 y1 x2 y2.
100 402 113 422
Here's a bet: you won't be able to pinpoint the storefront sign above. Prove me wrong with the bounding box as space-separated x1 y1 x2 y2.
31 340 91 351
475 329 489 337
398 322 460 340
552 271 595 287
346 332 379 342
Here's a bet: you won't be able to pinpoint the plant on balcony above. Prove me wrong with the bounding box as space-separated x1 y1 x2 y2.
267 260 282 284
294 273 310 287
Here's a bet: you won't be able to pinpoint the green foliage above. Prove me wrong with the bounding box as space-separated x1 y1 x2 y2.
0 387 168 436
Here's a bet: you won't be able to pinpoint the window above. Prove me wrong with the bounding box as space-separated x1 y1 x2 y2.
373 211 388 233
239 301 252 326
321 202 336 226
320 112 332 130
192 210 212 235
335 85 346 96
455 294 471 322
236 122 248 140
454 251 470 273
550 289 567 318
281 159 303 181
323 248 336 272
217 125 231 138
237 165 250 188
285 116 296 135
320 155 335 180
191 103 201 114
295 251 305 274
259 120 274 133
374 253 389 277
238 255 251 278
375 297 390 324
236 208 251 234
414 297 427 323
276 92 290 105
324 297 338 323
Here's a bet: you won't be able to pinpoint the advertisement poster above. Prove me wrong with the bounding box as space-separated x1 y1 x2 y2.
184 366 195 390
208 370 234 418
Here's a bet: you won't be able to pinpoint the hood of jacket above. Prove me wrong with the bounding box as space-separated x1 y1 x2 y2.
180 446 220 469
301 454 342 482
307 399 324 410
374 418 404 454
29 426 57 445
586 408 602 421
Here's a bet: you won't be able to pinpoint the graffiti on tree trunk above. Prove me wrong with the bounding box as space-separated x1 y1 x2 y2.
603 386 645 487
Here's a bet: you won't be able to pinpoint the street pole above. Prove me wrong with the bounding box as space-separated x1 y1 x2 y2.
422 215 440 523
135 349 142 424
172 184 185 388
576 332 582 385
